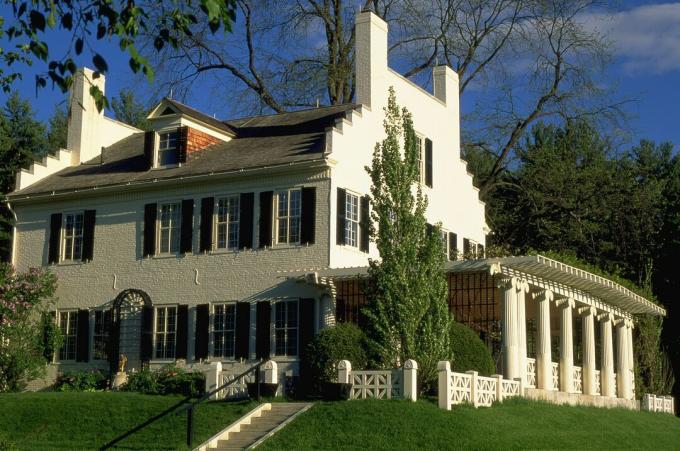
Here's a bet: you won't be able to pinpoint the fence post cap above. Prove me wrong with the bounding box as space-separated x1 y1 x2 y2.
437 361 451 372
209 361 223 371
491 374 503 379
264 359 277 370
337 360 351 371
404 359 418 370
466 370 478 376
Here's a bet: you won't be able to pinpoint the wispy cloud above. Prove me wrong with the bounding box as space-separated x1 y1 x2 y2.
582 3 680 74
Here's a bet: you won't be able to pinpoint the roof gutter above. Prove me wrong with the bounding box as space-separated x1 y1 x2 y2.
7 158 331 204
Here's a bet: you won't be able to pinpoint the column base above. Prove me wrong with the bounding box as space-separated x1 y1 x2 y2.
525 388 638 410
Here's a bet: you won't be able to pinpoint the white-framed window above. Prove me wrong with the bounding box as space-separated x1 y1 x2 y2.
216 196 240 250
212 303 236 358
154 305 177 359
58 310 78 361
156 131 179 167
275 189 301 245
274 300 298 357
415 134 425 184
344 192 360 247
62 212 84 261
93 309 113 361
158 202 182 254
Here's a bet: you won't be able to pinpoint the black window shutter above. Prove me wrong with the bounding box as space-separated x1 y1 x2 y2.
180 199 194 254
299 299 315 358
336 188 346 245
235 302 251 360
255 301 271 359
259 191 273 248
76 309 90 362
463 238 471 257
82 210 96 262
176 305 189 359
426 223 434 236
300 187 316 245
42 311 57 361
143 203 157 257
144 131 155 169
199 197 214 253
425 138 433 188
239 193 254 249
178 126 189 163
449 232 458 260
194 304 209 360
140 306 154 362
48 213 62 264
360 196 370 253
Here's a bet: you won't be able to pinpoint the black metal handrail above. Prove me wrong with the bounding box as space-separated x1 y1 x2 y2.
182 359 267 448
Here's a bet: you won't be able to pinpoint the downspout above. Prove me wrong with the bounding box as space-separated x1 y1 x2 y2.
5 199 17 267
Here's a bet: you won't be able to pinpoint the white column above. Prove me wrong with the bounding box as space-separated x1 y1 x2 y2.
616 319 630 399
580 307 597 395
533 289 553 391
598 313 615 397
499 277 520 380
516 279 529 385
558 298 575 393
627 320 635 399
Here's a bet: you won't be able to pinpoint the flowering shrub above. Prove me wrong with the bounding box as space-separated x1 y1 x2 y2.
0 264 58 392
122 365 205 397
54 370 108 392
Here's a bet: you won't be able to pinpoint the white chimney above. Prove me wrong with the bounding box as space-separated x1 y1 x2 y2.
355 11 388 109
67 68 106 165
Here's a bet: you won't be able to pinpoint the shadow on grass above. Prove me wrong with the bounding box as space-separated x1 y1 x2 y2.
99 396 191 450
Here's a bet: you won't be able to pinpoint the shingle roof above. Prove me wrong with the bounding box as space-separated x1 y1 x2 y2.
10 103 359 199
161 98 237 136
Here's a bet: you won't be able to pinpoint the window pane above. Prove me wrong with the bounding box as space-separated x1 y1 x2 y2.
275 303 285 328
275 330 286 355
287 330 297 356
278 191 288 217
278 218 288 244
287 302 298 328
289 217 300 243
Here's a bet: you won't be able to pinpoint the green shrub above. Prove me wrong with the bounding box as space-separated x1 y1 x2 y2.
303 323 368 387
54 370 107 392
449 321 496 376
122 365 205 397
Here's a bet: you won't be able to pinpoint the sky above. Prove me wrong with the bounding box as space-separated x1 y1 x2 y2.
2 0 679 148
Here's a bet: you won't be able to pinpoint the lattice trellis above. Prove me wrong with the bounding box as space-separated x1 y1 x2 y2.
551 362 560 391
450 373 472 404
351 371 392 399
573 366 583 393
526 358 536 388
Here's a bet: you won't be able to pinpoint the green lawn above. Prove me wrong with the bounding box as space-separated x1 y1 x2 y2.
260 398 680 450
0 392 256 450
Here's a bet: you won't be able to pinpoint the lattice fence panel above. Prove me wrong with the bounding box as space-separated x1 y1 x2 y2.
450 373 472 405
551 362 560 391
526 358 536 388
219 373 254 400
476 375 498 407
351 371 392 399
573 366 583 394
594 370 601 395
501 380 520 398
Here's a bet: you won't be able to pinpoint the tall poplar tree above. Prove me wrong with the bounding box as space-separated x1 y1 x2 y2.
363 87 451 388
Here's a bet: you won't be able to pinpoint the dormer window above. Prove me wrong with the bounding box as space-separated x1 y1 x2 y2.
157 131 179 167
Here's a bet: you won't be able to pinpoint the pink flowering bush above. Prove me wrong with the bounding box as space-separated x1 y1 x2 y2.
0 263 58 392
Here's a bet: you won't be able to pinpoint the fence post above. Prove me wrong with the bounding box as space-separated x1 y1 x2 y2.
467 371 479 408
338 360 352 384
437 361 452 410
403 359 418 402
264 360 278 384
515 376 525 397
492 374 504 403
641 394 652 412
205 361 222 400
186 405 193 447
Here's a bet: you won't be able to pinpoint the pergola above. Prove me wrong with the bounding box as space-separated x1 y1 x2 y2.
287 255 665 404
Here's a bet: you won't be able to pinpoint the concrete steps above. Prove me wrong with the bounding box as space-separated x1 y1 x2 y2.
195 402 312 451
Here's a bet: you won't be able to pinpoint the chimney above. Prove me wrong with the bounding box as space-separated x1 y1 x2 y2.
433 65 459 108
355 11 388 108
67 68 106 165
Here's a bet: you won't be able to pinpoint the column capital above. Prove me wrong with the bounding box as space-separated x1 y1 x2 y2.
496 276 519 290
597 312 614 322
531 289 554 303
578 306 597 317
555 297 575 309
614 317 634 329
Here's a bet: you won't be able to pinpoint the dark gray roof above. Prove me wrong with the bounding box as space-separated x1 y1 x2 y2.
161 98 237 136
10 103 359 199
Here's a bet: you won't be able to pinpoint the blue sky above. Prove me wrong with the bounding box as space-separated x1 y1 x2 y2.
2 1 679 148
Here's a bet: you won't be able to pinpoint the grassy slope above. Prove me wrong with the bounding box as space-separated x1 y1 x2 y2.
0 392 256 450
261 398 680 450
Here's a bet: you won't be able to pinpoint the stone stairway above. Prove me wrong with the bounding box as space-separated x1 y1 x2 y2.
197 403 312 451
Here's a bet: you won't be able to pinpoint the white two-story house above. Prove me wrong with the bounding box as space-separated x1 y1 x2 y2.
8 12 487 386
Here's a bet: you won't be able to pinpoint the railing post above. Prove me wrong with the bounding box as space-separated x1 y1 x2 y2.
255 366 261 401
205 361 223 400
403 359 418 402
338 360 352 384
438 361 452 410
492 374 504 403
515 377 525 397
467 371 478 407
186 406 193 447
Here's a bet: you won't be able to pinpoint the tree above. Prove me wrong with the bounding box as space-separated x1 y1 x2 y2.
363 88 451 389
0 264 58 392
111 89 153 131
46 106 68 154
0 0 238 110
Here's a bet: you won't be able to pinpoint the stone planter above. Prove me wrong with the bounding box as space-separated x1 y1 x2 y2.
322 382 352 401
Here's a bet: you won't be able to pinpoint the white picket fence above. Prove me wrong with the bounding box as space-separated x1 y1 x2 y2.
641 394 676 415
438 361 523 410
338 359 417 401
